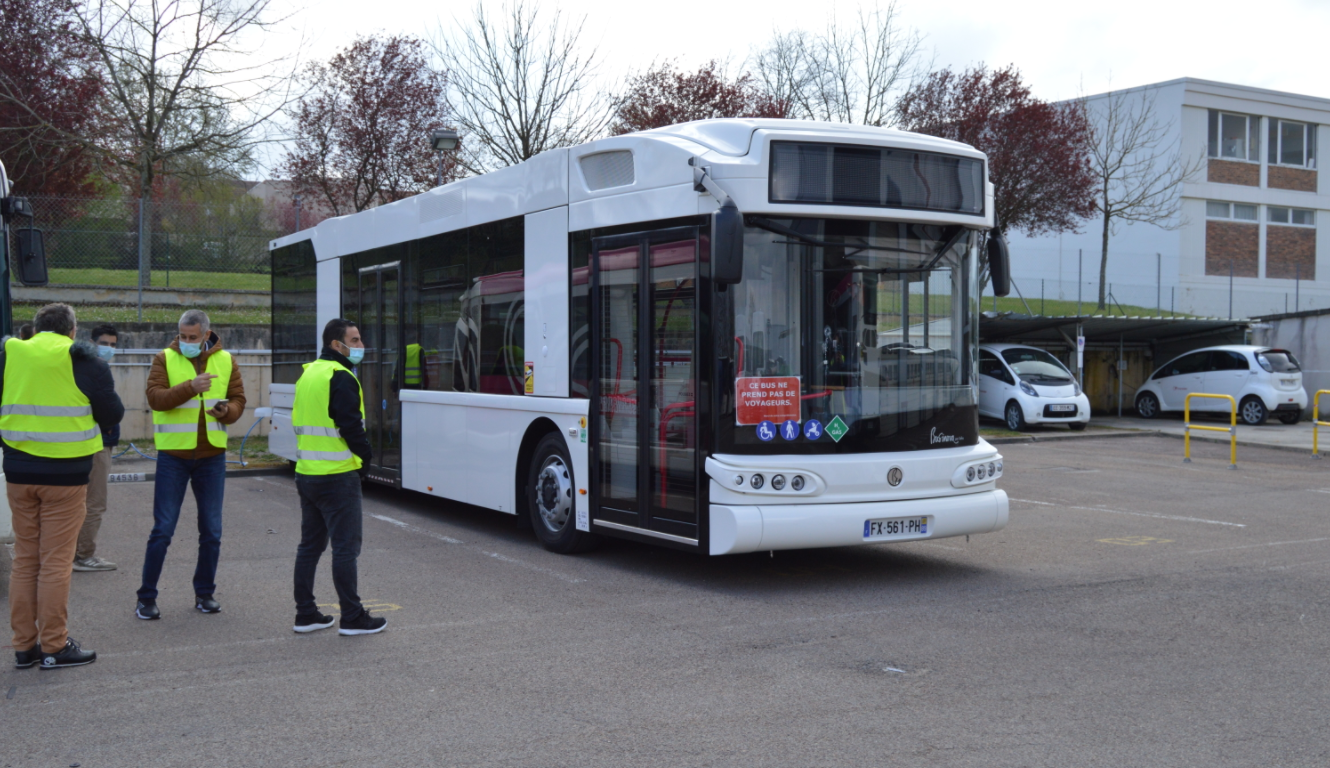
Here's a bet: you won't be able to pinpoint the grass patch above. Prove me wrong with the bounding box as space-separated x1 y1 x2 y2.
41 268 270 291
115 435 286 467
982 295 1192 318
13 301 269 325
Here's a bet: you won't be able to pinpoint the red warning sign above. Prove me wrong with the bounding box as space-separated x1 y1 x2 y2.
735 376 801 425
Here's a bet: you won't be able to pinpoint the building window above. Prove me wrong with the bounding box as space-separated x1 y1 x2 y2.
1206 201 1258 221
1268 119 1316 168
1208 111 1260 162
1267 207 1316 227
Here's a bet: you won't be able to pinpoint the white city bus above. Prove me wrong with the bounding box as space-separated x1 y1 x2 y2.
267 119 1010 555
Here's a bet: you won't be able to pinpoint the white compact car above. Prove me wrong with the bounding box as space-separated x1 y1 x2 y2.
979 344 1092 431
1134 345 1307 425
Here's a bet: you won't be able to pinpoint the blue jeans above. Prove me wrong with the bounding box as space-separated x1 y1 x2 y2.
138 452 226 601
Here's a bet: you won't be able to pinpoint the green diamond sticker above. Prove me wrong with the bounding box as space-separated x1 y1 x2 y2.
825 415 849 443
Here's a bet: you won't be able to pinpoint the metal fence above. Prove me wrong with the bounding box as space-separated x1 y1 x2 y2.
21 195 286 285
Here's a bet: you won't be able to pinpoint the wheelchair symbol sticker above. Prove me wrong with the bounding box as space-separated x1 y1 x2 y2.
757 421 776 441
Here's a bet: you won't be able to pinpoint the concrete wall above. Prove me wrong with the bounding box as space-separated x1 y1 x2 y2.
1251 309 1330 418
13 284 269 308
75 323 270 351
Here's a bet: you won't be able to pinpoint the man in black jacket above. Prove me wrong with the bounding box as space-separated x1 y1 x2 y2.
290 318 384 636
2 304 124 670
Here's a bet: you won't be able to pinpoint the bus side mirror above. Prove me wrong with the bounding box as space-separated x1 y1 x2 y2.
713 199 743 285
14 227 48 286
987 232 1010 298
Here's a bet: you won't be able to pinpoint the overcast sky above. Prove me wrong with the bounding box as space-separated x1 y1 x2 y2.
255 0 1330 173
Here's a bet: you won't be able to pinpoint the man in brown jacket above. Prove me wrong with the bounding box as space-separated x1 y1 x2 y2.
134 309 245 620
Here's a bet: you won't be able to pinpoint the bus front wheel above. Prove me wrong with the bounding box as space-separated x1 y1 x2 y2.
527 433 600 554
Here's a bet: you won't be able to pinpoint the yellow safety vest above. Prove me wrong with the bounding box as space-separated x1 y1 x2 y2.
405 343 423 387
0 333 101 458
292 358 364 476
152 348 232 450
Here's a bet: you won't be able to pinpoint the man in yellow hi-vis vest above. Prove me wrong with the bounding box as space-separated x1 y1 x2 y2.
134 309 245 621
2 303 123 670
290 318 384 636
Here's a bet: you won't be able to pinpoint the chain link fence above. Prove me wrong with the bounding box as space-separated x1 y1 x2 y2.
17 194 287 287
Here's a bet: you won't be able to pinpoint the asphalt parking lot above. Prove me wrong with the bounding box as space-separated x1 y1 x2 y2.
3 434 1329 767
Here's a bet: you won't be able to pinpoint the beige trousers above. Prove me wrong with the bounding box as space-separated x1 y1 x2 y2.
76 447 112 560
8 483 88 654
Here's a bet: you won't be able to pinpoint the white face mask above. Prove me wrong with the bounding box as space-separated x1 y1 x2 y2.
96 344 116 361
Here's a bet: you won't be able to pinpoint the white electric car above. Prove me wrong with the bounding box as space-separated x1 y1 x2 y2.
978 344 1092 431
1134 345 1307 425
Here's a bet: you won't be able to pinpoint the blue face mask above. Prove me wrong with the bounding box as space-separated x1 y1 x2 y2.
346 347 365 365
96 344 116 361
179 341 202 359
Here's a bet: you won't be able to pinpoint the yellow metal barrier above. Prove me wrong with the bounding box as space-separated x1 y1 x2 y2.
1314 390 1330 459
1184 393 1237 469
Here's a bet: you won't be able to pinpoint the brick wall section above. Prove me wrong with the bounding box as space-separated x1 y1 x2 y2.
1265 225 1316 279
1207 159 1259 186
1205 221 1258 276
1267 165 1318 192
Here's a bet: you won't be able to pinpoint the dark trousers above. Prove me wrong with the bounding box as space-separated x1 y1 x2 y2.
138 452 226 601
294 471 365 620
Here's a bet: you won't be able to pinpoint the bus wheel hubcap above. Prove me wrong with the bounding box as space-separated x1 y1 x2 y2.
537 456 572 532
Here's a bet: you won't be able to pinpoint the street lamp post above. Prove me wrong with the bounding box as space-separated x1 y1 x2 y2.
431 128 460 186
293 194 302 232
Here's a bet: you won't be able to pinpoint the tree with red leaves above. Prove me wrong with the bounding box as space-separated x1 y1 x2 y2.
611 60 787 135
282 35 454 216
896 65 1096 239
0 0 105 196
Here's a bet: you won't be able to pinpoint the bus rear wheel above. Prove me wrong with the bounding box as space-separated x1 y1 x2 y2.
527 433 599 554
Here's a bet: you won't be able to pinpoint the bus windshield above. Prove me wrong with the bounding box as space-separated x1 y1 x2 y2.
723 217 979 454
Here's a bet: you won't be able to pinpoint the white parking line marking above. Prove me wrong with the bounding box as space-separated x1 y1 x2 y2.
367 513 585 584
1009 498 1246 528
1186 537 1330 555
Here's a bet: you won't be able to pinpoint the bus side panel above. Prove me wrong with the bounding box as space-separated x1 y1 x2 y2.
400 393 589 519
268 384 297 462
316 257 341 336
524 207 569 397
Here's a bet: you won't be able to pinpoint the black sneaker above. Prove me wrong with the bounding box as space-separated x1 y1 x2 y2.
39 638 96 670
14 644 41 669
196 595 221 614
293 612 336 634
135 600 160 620
338 612 387 636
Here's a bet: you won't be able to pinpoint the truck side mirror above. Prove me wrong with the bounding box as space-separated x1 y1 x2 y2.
987 232 1010 298
713 199 743 285
14 227 48 286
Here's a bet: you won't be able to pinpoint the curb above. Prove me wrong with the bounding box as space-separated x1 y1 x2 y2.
108 465 291 484
1151 430 1319 457
987 429 1160 445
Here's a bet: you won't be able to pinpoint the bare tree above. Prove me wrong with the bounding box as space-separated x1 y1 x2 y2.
1086 87 1204 310
753 1 924 127
434 1 611 173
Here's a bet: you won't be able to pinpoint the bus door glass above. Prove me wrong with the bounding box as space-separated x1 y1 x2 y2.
358 262 402 482
591 227 700 541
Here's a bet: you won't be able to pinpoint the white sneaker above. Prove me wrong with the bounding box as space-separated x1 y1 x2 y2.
72 556 118 572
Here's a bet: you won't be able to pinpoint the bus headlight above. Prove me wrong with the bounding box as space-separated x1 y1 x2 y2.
750 474 764 490
966 466 976 482
771 474 786 490
791 475 805 491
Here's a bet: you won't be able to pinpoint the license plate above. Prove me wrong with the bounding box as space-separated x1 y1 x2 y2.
1049 404 1076 412
864 516 928 539
1282 378 1298 386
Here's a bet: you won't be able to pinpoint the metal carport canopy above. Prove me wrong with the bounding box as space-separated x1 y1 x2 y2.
977 314 1250 345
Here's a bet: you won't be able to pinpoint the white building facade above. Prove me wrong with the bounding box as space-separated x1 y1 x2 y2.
1005 78 1330 319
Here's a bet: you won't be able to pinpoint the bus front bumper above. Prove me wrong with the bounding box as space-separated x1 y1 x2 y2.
709 490 1009 555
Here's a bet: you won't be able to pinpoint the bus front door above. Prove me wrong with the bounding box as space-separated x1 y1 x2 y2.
357 261 402 485
590 227 701 545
